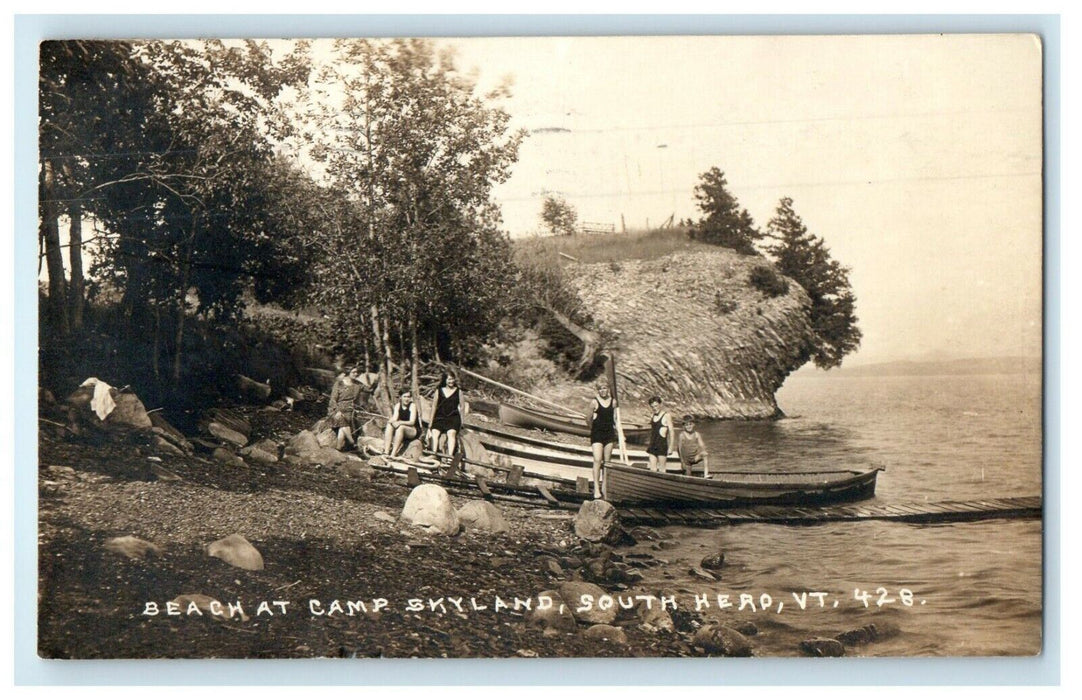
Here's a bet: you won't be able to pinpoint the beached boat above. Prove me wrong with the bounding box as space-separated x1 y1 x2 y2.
498 403 653 444
469 421 675 472
603 462 881 508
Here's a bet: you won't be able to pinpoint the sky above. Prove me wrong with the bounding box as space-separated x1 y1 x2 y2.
38 35 1044 368
442 35 1043 366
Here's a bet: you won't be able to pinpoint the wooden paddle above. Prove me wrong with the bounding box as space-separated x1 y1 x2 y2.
451 365 588 419
605 353 630 465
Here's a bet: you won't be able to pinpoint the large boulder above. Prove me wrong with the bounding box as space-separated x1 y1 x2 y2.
524 590 578 633
573 500 622 544
206 534 264 571
240 439 280 464
104 535 162 560
304 447 351 466
692 624 753 657
401 484 460 535
800 637 845 657
285 430 320 457
149 411 191 448
339 460 375 480
206 422 247 448
315 428 337 448
637 600 675 632
558 581 616 625
459 432 490 463
64 380 152 433
212 447 246 467
582 624 628 645
457 501 509 533
402 439 425 461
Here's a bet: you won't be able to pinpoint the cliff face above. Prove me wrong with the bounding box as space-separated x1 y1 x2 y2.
564 249 816 419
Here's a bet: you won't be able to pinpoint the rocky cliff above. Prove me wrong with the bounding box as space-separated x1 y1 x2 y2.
560 249 816 419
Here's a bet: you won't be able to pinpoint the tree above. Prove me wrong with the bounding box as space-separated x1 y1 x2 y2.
303 39 525 398
689 167 761 254
40 40 312 396
766 197 862 369
540 194 578 235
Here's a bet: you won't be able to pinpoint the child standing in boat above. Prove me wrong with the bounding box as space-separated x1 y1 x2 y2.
677 415 710 477
646 396 674 472
428 371 467 457
589 381 617 499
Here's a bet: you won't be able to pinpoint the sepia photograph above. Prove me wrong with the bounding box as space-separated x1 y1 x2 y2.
33 33 1044 661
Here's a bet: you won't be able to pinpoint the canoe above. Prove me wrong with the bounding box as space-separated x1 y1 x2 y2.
469 421 676 469
498 403 653 444
603 462 882 508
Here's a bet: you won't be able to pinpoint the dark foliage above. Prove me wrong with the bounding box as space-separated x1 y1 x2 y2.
766 197 861 369
688 167 762 255
748 264 790 298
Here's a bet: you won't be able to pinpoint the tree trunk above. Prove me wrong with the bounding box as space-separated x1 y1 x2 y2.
540 303 602 377
369 303 391 408
172 227 195 386
40 159 69 335
67 199 85 331
380 306 394 382
410 310 420 400
152 305 161 386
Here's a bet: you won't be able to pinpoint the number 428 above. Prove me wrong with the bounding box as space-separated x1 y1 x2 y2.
853 587 917 607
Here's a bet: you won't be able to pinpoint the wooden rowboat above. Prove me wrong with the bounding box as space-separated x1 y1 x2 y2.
603 462 881 508
469 421 676 473
498 403 653 444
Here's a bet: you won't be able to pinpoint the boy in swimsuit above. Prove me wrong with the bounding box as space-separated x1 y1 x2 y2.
677 415 710 477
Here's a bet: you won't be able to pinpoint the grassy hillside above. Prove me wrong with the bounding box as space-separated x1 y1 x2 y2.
514 227 706 266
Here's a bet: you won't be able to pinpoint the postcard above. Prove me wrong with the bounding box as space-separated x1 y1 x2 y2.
35 34 1044 661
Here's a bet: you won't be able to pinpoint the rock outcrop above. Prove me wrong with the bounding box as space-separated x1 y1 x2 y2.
566 249 815 418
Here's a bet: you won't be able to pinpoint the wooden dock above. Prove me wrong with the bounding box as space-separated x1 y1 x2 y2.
615 496 1042 527
374 461 1041 527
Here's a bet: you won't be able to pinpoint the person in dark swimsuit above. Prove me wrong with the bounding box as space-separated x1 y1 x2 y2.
589 381 617 499
428 371 467 456
383 388 419 456
645 395 674 473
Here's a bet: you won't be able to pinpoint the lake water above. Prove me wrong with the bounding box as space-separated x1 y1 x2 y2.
631 372 1044 656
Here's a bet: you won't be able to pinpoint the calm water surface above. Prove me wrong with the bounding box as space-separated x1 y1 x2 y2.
633 373 1043 656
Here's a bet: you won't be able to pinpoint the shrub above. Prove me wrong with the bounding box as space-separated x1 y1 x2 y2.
748 264 789 297
714 292 738 315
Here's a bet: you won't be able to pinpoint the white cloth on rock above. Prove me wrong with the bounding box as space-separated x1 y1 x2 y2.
80 377 116 421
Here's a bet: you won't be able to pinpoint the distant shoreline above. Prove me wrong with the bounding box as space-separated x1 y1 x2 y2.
792 356 1041 378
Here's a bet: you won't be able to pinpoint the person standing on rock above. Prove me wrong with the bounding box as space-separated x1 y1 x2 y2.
328 366 363 451
428 371 467 457
677 415 710 477
589 381 618 499
383 389 419 456
646 396 674 472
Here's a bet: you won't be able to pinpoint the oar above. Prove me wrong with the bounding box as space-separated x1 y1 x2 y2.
451 364 588 419
606 353 630 465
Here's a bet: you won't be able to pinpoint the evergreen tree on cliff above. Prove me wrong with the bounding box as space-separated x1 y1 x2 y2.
766 197 861 369
689 167 762 254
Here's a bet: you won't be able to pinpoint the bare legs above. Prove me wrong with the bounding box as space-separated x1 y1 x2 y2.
591 442 614 499
428 428 458 456
336 426 355 451
647 454 669 473
383 423 418 456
